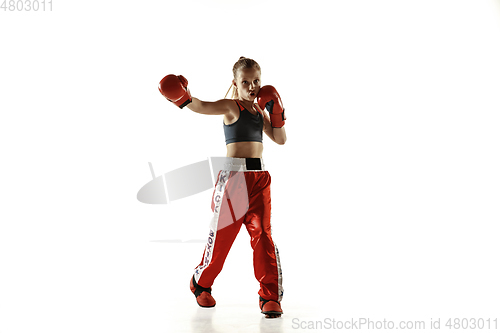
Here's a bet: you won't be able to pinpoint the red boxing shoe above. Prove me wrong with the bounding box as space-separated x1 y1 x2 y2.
190 276 216 308
259 296 283 318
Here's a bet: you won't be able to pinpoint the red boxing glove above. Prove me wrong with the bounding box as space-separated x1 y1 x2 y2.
257 85 286 128
158 74 192 109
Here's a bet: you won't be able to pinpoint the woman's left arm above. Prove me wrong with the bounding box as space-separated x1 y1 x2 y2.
260 107 287 145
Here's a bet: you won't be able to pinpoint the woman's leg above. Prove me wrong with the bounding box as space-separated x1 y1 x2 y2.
243 171 284 302
193 170 247 289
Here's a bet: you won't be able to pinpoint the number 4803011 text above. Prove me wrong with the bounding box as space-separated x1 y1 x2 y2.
1 0 52 11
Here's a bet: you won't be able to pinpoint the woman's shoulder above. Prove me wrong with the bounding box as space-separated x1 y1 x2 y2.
207 98 239 114
219 98 239 108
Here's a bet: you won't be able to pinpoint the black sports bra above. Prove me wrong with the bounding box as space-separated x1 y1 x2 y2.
223 100 263 145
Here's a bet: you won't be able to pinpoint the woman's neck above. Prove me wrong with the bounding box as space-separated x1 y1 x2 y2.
238 98 254 110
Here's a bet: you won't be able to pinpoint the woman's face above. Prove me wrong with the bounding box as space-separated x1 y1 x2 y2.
233 67 261 101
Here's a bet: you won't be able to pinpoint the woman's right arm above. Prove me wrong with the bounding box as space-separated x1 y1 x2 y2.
187 98 234 116
158 74 234 116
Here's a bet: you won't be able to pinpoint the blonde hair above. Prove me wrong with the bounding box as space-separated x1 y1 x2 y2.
225 56 261 99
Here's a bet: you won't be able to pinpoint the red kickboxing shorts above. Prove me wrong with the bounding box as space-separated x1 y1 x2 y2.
193 157 283 302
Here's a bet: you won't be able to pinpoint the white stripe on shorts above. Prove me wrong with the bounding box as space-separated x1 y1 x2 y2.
222 157 265 171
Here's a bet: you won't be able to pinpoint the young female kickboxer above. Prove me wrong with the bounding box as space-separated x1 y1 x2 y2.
158 57 286 318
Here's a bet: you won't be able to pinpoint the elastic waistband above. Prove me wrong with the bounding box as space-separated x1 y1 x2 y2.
223 157 265 171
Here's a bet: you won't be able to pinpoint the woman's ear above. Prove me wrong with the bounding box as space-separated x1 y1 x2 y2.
232 79 237 87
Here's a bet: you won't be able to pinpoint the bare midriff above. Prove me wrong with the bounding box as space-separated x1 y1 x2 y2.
226 141 263 158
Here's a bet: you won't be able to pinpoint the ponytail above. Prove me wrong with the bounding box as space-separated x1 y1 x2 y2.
224 82 237 99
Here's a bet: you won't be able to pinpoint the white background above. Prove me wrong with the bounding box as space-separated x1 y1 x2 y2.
1 0 500 332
